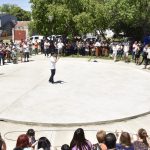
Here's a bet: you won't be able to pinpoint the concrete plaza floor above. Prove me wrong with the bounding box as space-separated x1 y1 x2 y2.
0 55 150 125
0 54 150 149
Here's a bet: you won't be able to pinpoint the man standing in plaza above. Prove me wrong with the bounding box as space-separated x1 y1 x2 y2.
34 40 39 55
57 40 64 56
49 53 59 84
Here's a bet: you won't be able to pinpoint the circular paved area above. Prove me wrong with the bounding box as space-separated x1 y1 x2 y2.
0 55 150 125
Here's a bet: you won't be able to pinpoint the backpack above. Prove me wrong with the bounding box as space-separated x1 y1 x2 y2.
92 143 102 150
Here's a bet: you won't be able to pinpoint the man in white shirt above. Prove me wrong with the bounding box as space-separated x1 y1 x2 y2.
49 53 59 83
23 42 30 62
57 40 64 56
123 43 129 62
132 41 138 60
112 43 118 62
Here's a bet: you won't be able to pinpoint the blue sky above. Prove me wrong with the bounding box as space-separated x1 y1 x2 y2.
0 0 31 11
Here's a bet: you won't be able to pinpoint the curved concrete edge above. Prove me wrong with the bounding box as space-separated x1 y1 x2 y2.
0 111 150 127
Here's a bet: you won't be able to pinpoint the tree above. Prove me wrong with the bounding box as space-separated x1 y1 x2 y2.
30 0 98 36
30 0 49 35
30 0 150 40
104 0 150 40
73 12 94 35
47 4 72 35
0 4 31 21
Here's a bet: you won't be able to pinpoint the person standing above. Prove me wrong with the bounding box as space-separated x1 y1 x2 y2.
34 40 39 55
140 44 148 65
40 39 44 54
11 47 18 64
112 43 118 62
49 53 59 84
44 40 50 57
23 42 30 62
94 40 101 57
123 43 129 63
19 40 24 63
132 41 138 60
144 44 150 69
135 44 141 65
57 40 64 56
28 39 33 56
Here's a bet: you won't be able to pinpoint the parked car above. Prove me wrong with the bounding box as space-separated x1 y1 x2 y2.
85 37 97 42
48 35 62 41
30 35 45 44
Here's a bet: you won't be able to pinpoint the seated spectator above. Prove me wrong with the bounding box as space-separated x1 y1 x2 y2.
26 129 36 148
37 137 51 150
70 128 92 150
15 134 32 150
93 130 107 150
0 133 6 150
116 132 134 150
105 133 116 150
61 144 70 150
133 128 150 150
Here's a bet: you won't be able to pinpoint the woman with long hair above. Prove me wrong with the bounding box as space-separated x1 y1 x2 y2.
15 134 32 150
37 137 51 150
116 132 134 150
134 128 150 150
70 128 92 150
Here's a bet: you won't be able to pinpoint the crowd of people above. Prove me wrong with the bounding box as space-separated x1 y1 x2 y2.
0 128 150 150
0 38 150 69
0 40 31 65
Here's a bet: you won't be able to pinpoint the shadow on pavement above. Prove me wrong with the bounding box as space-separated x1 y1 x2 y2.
54 80 66 84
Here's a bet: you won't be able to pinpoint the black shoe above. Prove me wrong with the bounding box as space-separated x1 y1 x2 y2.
49 80 54 84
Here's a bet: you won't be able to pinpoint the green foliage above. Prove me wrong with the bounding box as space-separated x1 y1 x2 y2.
105 0 150 39
30 0 150 39
0 4 31 21
28 21 37 36
47 4 72 35
73 12 94 35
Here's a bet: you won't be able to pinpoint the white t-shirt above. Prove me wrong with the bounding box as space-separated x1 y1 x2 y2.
44 42 50 49
23 44 29 52
133 44 138 52
50 56 57 69
147 48 150 59
124 45 129 53
57 42 64 49
112 45 117 54
94 42 101 47
116 44 121 51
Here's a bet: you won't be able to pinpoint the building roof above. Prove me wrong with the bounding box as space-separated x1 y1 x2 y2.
0 12 7 17
15 21 30 27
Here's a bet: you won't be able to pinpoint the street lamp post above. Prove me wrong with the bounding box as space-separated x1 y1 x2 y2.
12 20 17 43
48 15 53 35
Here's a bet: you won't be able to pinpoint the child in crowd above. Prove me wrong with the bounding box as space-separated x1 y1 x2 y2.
93 130 107 150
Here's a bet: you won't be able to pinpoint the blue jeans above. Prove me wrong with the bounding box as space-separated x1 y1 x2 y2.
132 51 135 60
0 55 4 65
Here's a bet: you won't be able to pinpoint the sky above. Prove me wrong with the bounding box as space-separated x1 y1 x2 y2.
0 0 31 11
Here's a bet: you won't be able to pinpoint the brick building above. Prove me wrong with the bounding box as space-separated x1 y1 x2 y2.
12 21 30 42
